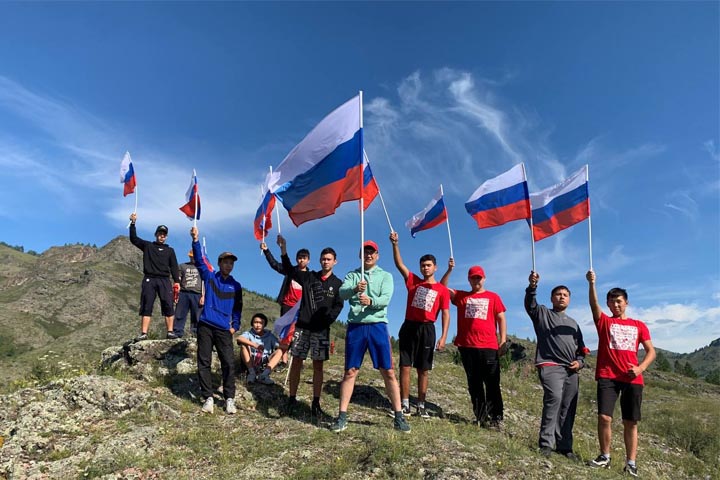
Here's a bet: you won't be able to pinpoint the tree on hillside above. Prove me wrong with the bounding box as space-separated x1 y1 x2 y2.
682 362 698 378
655 351 671 372
705 369 720 386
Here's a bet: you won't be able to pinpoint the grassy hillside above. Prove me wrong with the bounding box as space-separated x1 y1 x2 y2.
5 335 719 479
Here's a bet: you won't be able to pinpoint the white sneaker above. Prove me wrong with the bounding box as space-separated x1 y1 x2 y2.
257 372 275 385
247 371 256 383
225 398 237 415
201 397 214 414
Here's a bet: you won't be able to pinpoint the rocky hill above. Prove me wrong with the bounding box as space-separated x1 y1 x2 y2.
1 335 718 479
0 238 279 387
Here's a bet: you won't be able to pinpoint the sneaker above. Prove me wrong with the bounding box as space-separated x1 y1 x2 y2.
201 397 214 414
225 398 237 415
393 415 411 433
330 416 348 433
402 405 413 417
166 331 178 340
539 447 553 458
558 450 580 462
416 406 431 419
133 333 148 342
623 463 638 477
589 455 611 468
284 397 298 416
247 371 257 383
257 372 275 385
311 403 332 424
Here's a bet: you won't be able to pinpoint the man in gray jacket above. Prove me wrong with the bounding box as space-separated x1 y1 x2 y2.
525 271 588 461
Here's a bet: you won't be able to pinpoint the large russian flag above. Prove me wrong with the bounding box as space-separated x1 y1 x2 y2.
119 151 136 197
530 165 590 241
269 95 363 226
465 163 531 228
406 188 447 237
179 170 201 220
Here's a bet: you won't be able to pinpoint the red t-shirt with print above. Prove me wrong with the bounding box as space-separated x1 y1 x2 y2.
404 273 451 323
281 278 302 307
595 312 651 385
452 290 506 349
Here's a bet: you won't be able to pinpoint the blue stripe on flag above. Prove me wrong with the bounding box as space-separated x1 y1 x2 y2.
465 182 528 215
531 183 589 224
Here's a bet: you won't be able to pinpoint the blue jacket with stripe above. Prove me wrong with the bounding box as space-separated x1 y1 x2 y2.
192 241 242 331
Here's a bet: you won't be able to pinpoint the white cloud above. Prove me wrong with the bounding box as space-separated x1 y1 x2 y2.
703 139 719 161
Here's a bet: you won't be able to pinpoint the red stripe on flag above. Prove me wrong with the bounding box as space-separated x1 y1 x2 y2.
470 199 531 229
532 199 590 241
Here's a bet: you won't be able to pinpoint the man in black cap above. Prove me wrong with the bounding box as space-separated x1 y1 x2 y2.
129 213 180 341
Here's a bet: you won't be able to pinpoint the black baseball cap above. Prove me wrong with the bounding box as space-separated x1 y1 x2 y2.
218 252 238 262
155 225 169 235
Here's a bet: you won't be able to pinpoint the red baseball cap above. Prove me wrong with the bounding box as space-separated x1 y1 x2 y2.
363 240 379 253
468 265 485 278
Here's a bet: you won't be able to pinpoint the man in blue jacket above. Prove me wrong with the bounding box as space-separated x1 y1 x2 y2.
191 226 243 415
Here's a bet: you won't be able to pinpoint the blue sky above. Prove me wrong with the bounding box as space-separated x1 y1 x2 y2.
1 2 717 353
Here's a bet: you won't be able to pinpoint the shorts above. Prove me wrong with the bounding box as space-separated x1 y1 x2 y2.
345 322 394 371
597 378 643 421
398 321 435 370
290 328 330 361
139 276 175 317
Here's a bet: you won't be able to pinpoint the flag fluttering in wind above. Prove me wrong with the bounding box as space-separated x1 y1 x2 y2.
272 301 300 343
119 152 136 197
530 165 589 241
254 178 276 241
269 95 363 226
406 187 448 237
201 237 214 273
361 155 379 210
179 170 201 220
465 163 531 229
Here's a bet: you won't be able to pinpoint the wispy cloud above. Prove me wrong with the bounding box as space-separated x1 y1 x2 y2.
703 139 719 162
0 75 264 229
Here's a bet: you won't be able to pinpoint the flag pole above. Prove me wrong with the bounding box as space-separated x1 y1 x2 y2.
440 184 454 259
193 169 198 229
270 165 281 235
522 163 536 272
586 165 593 271
364 150 394 232
127 186 138 229
259 185 266 255
359 90 365 282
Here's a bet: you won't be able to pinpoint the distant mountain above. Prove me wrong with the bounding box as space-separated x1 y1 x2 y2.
0 237 279 386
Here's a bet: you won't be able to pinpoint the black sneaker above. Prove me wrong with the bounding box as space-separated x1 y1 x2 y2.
393 415 411 433
133 333 148 342
166 331 178 340
623 463 638 477
311 403 330 423
589 455 611 468
539 447 553 458
416 406 431 419
284 397 298 416
401 405 413 417
558 450 580 462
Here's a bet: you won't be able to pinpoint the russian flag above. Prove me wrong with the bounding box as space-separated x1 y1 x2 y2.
465 163 531 228
253 189 276 240
530 165 590 242
361 154 379 210
272 301 300 342
201 241 214 273
406 188 447 237
269 95 363 226
179 170 201 220
119 151 136 197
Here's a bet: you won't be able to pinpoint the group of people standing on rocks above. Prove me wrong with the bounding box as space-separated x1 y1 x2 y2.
127 214 656 477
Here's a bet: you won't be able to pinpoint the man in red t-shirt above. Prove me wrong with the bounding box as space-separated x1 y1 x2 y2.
586 270 656 477
441 259 507 428
389 232 450 418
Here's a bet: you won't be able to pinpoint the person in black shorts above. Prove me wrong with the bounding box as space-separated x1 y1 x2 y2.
129 213 180 341
389 231 450 418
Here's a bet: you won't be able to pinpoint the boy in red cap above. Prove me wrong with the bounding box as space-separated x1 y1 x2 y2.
441 259 507 427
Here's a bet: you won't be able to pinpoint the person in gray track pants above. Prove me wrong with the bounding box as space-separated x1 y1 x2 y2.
524 271 588 461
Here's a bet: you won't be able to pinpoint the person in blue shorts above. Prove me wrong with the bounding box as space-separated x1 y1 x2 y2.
329 240 410 433
237 313 279 383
